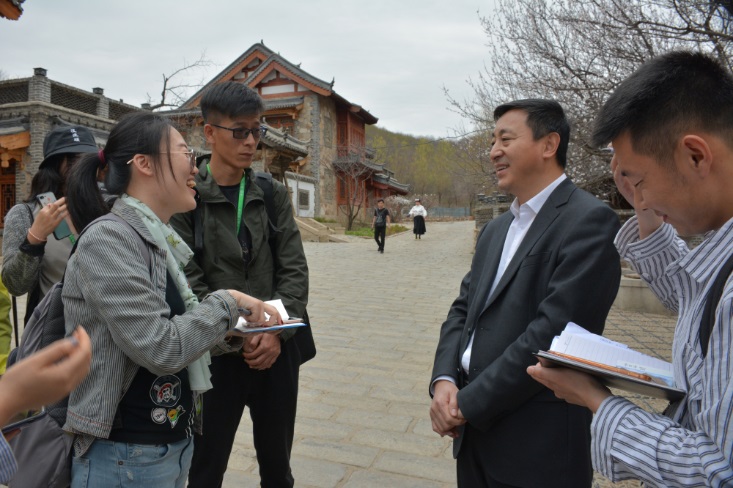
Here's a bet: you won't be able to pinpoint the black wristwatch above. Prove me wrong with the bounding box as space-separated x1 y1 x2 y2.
19 237 45 257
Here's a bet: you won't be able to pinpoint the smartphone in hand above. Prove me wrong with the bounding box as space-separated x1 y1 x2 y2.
1 408 47 435
36 192 73 240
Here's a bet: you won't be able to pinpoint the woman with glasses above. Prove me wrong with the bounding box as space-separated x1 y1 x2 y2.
61 111 280 488
2 126 99 325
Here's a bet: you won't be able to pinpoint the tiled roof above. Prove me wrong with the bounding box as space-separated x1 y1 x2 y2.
333 154 384 172
182 43 378 124
264 96 304 111
261 125 308 156
0 0 24 20
182 43 275 107
245 52 333 93
284 171 316 184
374 173 410 193
0 117 28 135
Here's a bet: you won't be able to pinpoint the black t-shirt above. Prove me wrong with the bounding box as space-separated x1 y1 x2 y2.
220 183 252 266
374 208 390 227
108 271 195 444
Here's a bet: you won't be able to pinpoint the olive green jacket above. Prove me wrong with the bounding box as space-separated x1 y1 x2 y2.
170 161 308 341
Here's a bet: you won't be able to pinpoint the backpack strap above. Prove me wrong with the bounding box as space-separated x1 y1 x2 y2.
193 193 204 262
18 203 40 330
699 252 733 357
254 171 279 259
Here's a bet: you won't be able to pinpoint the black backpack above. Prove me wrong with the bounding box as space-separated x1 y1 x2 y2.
193 172 316 363
7 214 149 488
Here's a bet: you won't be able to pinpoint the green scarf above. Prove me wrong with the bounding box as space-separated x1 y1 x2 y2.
120 194 212 392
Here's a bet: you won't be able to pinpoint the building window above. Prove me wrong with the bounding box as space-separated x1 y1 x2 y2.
266 116 294 134
298 189 309 210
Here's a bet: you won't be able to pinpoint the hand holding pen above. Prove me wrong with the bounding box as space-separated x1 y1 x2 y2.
227 290 282 326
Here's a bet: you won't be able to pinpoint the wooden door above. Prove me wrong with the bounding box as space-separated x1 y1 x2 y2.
0 162 17 229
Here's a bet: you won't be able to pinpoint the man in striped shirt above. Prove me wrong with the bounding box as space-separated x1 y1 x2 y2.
528 51 733 487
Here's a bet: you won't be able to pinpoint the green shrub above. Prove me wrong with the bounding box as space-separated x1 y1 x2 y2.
387 225 408 235
314 217 338 224
345 225 408 237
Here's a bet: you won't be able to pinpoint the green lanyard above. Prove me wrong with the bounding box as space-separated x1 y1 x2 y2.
208 163 246 234
68 234 76 245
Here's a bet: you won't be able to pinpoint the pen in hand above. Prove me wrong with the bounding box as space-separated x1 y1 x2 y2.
238 308 252 316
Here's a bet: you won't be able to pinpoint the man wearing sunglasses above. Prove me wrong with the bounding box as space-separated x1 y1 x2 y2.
171 82 309 488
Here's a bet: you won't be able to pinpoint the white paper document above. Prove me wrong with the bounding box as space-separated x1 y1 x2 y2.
535 322 684 400
550 322 674 385
233 299 307 335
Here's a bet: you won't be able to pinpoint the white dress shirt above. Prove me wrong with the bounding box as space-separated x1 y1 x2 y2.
461 174 567 372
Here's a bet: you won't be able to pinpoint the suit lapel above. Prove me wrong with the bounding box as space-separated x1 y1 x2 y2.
468 215 513 325
481 179 575 313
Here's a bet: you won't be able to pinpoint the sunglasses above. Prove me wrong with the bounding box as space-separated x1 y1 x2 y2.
210 124 268 141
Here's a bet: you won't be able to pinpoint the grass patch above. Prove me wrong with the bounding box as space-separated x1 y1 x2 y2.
314 217 338 224
345 225 409 237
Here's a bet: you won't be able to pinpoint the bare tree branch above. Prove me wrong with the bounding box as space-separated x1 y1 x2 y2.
448 0 733 202
146 51 214 110
333 155 376 230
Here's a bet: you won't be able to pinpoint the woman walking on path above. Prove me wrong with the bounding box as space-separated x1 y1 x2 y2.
408 199 427 239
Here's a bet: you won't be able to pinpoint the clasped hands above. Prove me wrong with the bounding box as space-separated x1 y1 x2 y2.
430 365 613 441
225 291 283 371
430 380 466 438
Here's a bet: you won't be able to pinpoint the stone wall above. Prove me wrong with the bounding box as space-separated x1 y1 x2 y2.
0 68 132 203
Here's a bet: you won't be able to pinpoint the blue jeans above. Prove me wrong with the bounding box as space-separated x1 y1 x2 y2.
71 437 193 488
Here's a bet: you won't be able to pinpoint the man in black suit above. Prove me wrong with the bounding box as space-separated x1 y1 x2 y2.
430 99 621 488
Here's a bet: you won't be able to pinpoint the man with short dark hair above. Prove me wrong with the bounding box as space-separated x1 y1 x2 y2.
529 51 733 487
170 81 310 488
430 98 621 487
372 198 390 253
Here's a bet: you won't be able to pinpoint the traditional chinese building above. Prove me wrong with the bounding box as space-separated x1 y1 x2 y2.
0 68 139 228
179 42 408 221
0 0 23 20
0 43 408 229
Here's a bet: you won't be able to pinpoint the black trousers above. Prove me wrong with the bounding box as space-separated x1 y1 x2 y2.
456 415 592 488
457 425 520 488
374 225 386 250
188 338 300 488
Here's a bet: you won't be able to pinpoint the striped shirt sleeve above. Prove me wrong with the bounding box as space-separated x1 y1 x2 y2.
0 433 18 484
615 217 687 313
593 217 733 486
592 392 733 487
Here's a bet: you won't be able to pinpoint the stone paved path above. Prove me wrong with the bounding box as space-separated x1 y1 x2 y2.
1 220 677 487
222 220 677 488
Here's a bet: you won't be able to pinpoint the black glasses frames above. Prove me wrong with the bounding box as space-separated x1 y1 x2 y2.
159 150 196 171
210 124 268 141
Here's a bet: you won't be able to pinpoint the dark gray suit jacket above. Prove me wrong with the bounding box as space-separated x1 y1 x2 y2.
431 179 621 487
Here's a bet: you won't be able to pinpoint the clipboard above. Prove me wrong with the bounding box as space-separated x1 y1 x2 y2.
535 351 686 401
231 321 308 336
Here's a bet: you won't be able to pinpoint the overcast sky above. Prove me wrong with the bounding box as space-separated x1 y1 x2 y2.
1 0 495 139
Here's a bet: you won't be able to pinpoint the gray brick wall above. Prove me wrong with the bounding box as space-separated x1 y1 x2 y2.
29 68 51 103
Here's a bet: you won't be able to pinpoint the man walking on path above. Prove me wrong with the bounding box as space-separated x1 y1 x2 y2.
372 199 390 253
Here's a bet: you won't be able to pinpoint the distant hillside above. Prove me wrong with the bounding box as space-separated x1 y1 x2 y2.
366 125 494 207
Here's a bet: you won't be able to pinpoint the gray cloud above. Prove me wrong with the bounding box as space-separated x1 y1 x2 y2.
1 0 494 137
